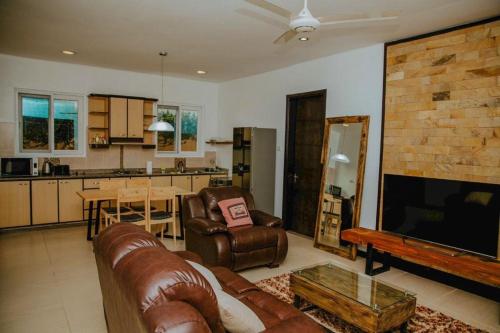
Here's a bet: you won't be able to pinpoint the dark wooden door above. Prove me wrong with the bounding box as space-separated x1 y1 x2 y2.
283 90 326 237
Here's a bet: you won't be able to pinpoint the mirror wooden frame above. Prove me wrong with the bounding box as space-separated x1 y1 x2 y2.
313 115 370 260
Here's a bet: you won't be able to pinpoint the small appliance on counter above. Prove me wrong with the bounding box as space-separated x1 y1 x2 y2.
54 165 70 176
146 161 153 175
1 157 38 176
42 159 53 176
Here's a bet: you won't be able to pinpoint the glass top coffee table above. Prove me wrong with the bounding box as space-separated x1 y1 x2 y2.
290 262 416 333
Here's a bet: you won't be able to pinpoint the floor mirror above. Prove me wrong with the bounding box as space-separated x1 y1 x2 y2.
314 116 369 259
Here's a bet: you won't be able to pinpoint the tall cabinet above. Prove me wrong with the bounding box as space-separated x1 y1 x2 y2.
232 127 276 215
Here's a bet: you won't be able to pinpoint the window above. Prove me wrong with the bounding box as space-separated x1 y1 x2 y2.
156 103 202 156
17 90 84 156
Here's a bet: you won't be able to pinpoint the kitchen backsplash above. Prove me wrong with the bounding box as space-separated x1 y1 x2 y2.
0 122 216 170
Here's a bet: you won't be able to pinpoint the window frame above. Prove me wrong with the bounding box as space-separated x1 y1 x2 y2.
15 88 86 157
155 102 203 158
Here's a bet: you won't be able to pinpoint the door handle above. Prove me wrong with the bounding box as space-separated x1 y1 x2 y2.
293 174 299 183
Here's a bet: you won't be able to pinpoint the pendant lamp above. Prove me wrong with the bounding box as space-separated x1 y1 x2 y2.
148 51 174 132
332 124 350 164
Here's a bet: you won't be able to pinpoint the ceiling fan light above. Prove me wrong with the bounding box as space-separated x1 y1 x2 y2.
148 121 174 132
332 153 350 163
299 36 309 41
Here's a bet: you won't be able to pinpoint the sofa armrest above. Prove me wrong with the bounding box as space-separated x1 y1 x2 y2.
250 210 283 228
186 217 228 235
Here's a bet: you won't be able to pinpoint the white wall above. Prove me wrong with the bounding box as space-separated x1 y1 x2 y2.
217 44 384 229
0 54 219 155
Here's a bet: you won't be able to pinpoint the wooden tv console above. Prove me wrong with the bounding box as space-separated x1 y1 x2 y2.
342 228 500 288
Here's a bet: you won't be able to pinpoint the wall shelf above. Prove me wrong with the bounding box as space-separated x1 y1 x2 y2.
205 139 233 145
89 143 110 149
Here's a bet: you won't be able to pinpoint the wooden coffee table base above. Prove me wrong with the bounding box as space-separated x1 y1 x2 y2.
291 274 416 333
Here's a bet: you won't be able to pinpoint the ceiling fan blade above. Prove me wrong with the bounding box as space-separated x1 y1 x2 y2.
245 0 292 19
318 14 370 22
320 16 398 26
273 30 298 44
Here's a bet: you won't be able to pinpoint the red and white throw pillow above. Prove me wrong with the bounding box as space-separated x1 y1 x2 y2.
217 197 253 228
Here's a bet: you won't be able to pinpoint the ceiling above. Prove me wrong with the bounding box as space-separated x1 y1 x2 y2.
0 0 499 82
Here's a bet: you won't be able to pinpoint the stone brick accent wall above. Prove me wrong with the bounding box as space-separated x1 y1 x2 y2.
382 18 500 185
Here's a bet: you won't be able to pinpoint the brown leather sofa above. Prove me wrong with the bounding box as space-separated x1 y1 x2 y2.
94 223 324 333
183 187 288 271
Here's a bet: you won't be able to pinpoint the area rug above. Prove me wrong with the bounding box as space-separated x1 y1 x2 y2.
255 274 487 333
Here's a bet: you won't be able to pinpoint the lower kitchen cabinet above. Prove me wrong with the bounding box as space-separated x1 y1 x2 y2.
192 175 210 193
0 181 30 228
172 175 192 191
32 180 58 225
59 179 83 222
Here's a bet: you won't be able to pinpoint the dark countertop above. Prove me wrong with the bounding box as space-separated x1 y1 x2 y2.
0 168 227 182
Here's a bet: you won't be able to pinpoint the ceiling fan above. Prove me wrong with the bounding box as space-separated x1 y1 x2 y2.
245 0 399 44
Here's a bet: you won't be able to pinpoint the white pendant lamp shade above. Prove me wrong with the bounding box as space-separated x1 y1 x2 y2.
332 153 350 163
148 121 174 132
331 124 350 163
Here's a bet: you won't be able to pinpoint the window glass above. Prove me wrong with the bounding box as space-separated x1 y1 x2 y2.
181 110 198 152
54 99 79 150
157 106 177 152
20 95 50 151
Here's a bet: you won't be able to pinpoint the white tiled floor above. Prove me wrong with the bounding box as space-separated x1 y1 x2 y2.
0 226 498 333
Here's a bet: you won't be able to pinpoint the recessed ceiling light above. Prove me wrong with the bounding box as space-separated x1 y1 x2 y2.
61 50 76 55
299 36 309 41
197 70 207 75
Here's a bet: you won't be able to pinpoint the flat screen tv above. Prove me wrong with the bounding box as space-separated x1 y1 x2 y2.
382 174 499 258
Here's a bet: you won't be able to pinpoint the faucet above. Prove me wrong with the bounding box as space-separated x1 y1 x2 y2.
176 159 185 173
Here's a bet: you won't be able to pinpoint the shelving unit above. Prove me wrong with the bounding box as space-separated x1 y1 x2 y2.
143 100 155 147
88 96 109 148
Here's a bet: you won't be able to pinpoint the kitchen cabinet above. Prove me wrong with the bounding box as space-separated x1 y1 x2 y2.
172 175 192 191
59 179 83 222
0 181 30 228
151 176 172 187
192 175 210 193
151 176 172 211
109 97 128 138
84 178 109 219
32 180 58 225
127 99 144 139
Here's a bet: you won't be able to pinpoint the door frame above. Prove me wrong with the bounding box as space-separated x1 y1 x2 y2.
282 89 327 230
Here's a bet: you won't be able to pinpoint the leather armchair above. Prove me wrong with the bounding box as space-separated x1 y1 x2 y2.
183 187 288 271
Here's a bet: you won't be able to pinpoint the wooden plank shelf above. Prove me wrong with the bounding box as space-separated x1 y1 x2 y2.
342 228 500 288
89 143 110 149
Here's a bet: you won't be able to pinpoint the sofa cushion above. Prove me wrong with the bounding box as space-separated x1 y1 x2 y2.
214 289 266 333
210 266 260 295
200 187 256 222
218 197 253 228
228 225 278 252
187 260 223 291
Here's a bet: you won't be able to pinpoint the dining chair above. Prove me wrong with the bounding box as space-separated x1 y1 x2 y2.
109 187 149 231
99 179 130 228
126 178 156 213
149 187 177 243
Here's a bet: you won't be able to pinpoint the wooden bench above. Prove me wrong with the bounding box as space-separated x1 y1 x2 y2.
342 228 500 288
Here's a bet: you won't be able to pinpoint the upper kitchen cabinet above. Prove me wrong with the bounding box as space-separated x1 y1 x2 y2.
88 94 157 148
127 98 144 139
109 97 128 139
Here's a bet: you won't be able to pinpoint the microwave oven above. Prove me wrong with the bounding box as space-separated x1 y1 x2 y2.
0 158 38 176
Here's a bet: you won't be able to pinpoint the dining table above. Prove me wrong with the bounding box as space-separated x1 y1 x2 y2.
77 186 195 241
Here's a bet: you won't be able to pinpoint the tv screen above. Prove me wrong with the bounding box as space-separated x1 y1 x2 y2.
382 174 499 258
